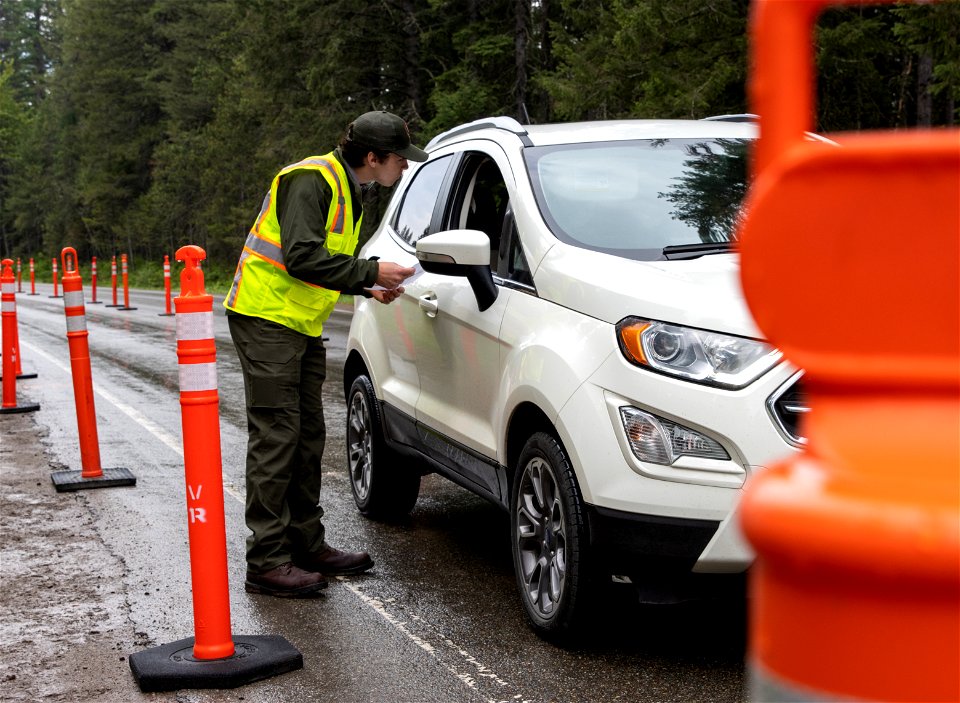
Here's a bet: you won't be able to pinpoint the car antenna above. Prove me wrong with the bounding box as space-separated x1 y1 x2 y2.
519 102 531 125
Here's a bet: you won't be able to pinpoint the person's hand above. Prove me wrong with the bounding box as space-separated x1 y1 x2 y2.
369 286 404 305
375 262 415 289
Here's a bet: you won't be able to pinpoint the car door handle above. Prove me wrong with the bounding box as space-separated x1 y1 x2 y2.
419 292 439 317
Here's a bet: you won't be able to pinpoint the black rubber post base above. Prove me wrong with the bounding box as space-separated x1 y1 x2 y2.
129 635 303 692
48 295 62 299
51 467 137 492
88 300 103 304
158 312 175 316
118 306 138 311
0 372 38 381
0 402 40 415
104 303 122 308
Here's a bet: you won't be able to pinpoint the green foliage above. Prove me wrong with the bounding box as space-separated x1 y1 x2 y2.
541 0 749 120
659 138 749 242
423 0 520 133
0 0 956 271
893 2 960 123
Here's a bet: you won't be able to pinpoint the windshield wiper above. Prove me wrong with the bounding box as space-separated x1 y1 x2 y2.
662 241 735 260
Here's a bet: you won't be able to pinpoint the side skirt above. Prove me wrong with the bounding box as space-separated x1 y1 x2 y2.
380 402 509 508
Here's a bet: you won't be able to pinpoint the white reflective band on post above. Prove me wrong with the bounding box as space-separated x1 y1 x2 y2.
64 290 85 308
179 362 218 392
1 282 13 294
1 301 14 312
176 311 214 341
66 315 87 332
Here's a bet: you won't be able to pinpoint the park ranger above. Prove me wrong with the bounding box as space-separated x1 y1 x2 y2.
225 111 426 597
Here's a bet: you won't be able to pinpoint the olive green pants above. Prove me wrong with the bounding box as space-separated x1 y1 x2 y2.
228 312 327 574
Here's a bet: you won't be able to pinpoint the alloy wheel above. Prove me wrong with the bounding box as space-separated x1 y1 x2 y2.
515 457 567 616
347 388 373 502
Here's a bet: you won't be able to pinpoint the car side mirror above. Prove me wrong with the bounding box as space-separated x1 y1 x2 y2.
416 230 499 312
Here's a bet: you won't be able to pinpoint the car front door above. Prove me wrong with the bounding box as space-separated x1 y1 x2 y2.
364 154 455 421
407 144 517 499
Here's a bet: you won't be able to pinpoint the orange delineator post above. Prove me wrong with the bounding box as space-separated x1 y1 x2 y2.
28 258 36 295
173 245 233 660
10 257 29 378
50 247 136 492
738 1 960 702
106 255 120 307
63 248 103 478
159 254 174 316
50 257 61 298
6 284 35 381
119 253 137 311
0 259 39 415
89 256 101 304
128 245 302 692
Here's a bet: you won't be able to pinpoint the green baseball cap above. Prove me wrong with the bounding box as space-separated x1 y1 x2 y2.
349 111 429 162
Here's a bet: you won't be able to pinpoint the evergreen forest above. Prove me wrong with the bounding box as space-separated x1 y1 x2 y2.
1 0 957 286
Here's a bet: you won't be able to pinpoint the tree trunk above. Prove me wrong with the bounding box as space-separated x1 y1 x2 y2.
401 0 422 127
514 0 528 122
917 51 933 127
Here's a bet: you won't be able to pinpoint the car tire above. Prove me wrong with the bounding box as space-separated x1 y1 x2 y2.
346 374 420 518
511 431 591 639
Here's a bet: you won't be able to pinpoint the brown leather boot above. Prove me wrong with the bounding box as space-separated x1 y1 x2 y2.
296 546 374 576
245 562 328 597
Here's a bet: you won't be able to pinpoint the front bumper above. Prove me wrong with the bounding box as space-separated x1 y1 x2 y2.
557 354 800 572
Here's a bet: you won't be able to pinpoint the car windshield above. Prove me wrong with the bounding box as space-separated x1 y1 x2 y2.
524 138 751 261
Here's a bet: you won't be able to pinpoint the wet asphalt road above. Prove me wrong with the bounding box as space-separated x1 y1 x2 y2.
8 282 747 703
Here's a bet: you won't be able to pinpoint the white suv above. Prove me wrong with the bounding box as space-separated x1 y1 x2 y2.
343 116 805 638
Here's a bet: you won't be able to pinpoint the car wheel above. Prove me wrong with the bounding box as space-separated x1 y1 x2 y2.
511 432 591 639
346 374 420 518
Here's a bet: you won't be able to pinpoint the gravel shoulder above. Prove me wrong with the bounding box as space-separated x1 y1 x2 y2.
1 410 142 701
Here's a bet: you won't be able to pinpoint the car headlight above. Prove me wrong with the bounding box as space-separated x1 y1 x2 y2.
616 317 781 389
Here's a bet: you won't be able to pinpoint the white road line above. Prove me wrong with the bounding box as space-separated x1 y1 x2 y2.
19 339 245 504
341 582 527 703
22 336 522 702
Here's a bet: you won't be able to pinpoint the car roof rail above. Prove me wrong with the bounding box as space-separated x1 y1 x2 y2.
701 113 759 123
426 116 530 150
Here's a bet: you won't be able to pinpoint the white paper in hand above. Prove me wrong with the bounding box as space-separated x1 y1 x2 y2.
370 263 425 291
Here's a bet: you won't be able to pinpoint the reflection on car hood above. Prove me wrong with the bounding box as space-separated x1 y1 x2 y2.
536 246 764 339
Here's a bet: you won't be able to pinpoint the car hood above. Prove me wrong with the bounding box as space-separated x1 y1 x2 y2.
535 245 765 339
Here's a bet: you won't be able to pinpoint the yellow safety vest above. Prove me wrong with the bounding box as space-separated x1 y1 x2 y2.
224 152 363 337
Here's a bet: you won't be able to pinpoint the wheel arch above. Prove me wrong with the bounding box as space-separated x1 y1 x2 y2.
343 349 370 400
505 402 561 487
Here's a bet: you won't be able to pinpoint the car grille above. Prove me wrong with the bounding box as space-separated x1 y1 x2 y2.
767 374 808 446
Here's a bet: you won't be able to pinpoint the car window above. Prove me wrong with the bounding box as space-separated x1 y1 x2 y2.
446 153 509 265
502 213 533 287
393 155 452 246
524 138 750 261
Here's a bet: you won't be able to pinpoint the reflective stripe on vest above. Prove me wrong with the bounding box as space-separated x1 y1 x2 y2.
243 231 284 267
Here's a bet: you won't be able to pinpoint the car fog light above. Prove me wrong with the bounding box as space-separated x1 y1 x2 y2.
619 407 729 465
